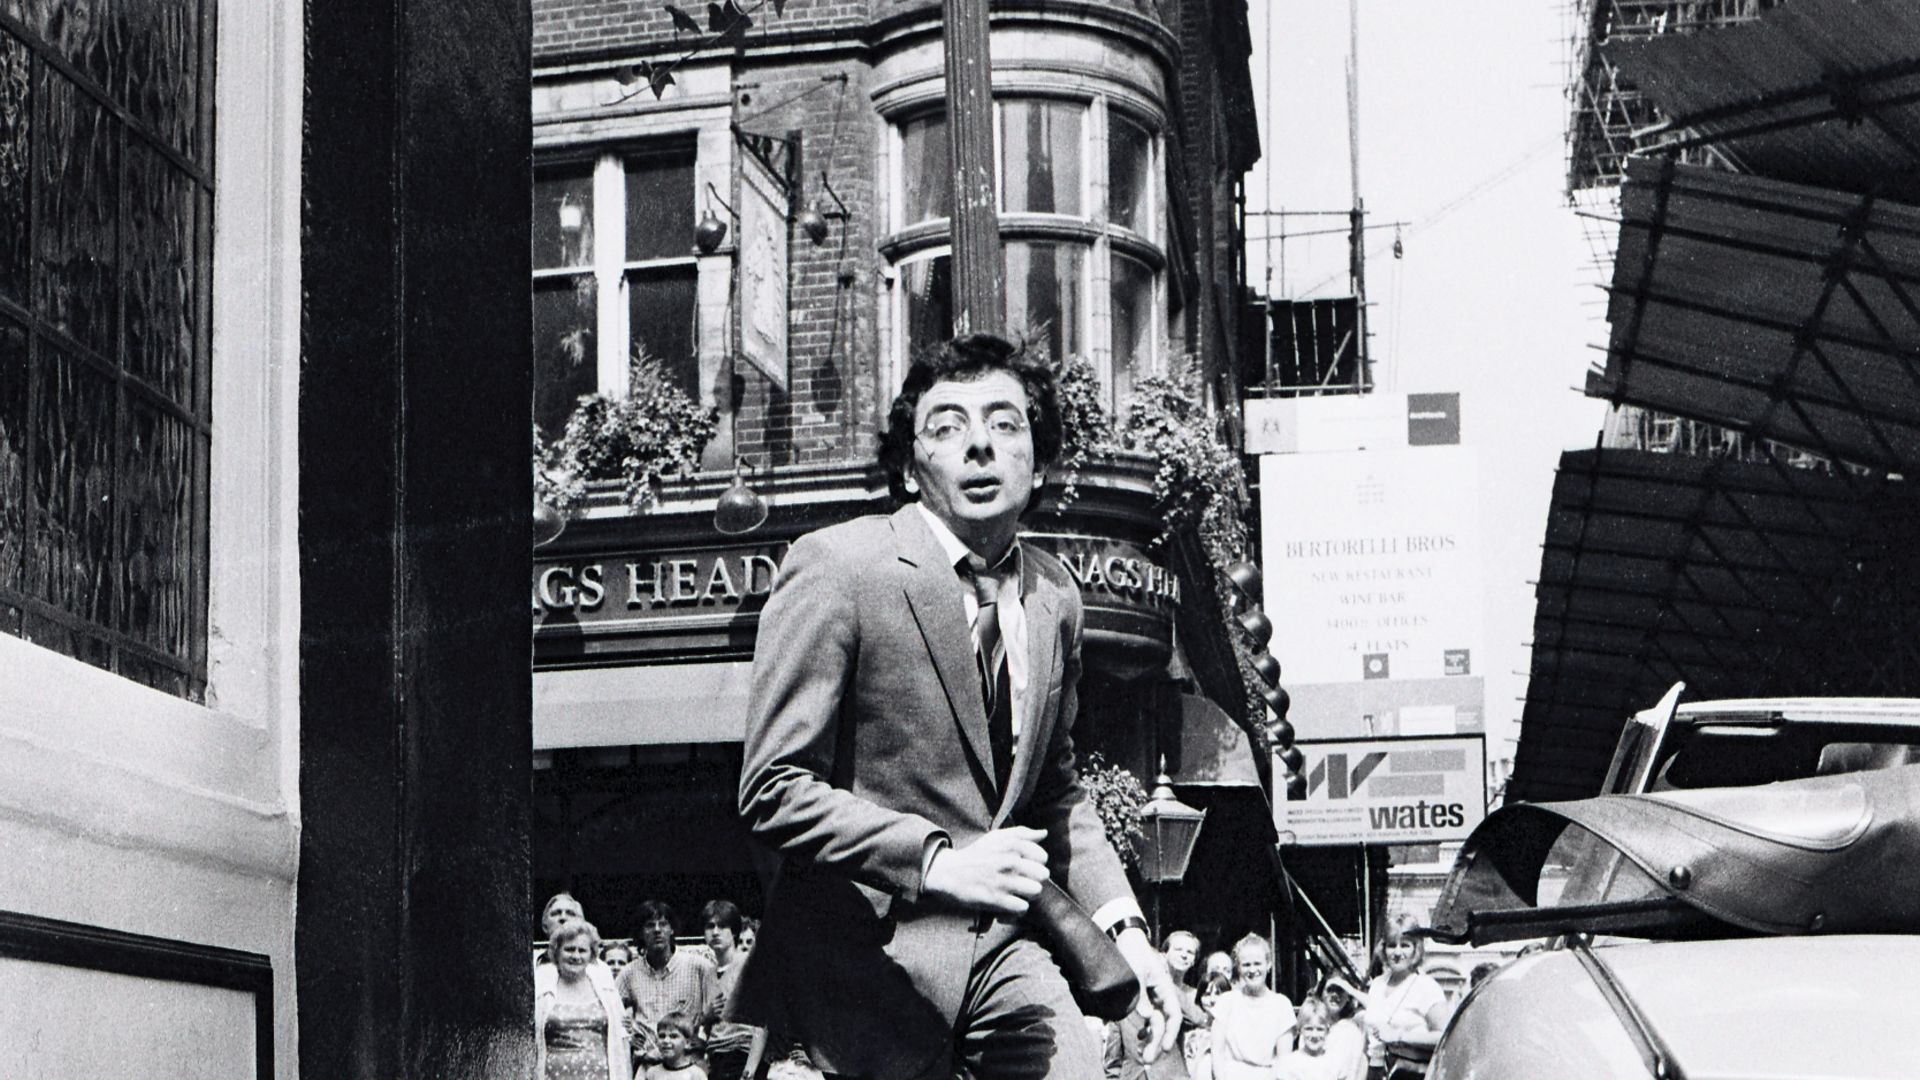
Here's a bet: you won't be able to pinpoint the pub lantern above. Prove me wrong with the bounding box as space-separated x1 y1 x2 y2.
1136 760 1206 884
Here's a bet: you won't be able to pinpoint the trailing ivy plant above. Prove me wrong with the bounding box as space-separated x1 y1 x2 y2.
537 347 719 514
1117 357 1251 570
1043 351 1270 725
1043 350 1123 504
1078 751 1148 868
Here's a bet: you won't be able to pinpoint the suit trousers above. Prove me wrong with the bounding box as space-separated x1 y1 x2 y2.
892 921 1101 1080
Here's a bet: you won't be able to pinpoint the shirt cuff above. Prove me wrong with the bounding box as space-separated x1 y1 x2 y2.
920 832 951 887
1091 897 1146 934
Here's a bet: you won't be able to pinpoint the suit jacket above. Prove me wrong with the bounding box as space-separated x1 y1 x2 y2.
732 506 1134 1078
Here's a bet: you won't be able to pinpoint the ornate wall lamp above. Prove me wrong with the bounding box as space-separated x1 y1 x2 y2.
695 182 736 254
796 171 849 246
713 454 769 535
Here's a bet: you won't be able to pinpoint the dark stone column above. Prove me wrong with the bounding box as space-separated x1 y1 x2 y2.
299 1 533 1076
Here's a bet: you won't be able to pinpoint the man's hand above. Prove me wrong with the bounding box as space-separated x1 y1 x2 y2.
922 827 1050 915
1113 927 1180 1063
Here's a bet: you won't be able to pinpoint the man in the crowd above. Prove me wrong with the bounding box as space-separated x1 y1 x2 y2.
702 899 766 1080
733 334 1180 1079
535 891 616 993
617 899 719 1070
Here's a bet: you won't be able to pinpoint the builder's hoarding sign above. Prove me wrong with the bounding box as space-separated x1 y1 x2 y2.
1276 735 1487 846
1259 446 1484 686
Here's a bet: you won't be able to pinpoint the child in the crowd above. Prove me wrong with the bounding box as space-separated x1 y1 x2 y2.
1279 999 1362 1080
638 1010 706 1080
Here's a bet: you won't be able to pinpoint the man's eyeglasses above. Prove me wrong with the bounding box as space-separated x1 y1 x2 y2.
917 411 1030 448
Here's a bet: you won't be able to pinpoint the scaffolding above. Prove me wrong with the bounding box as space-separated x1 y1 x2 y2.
1564 0 1779 195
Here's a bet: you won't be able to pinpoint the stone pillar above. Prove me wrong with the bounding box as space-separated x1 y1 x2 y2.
300 1 534 1076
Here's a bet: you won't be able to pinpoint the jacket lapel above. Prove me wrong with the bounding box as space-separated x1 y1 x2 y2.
994 548 1061 824
891 507 998 795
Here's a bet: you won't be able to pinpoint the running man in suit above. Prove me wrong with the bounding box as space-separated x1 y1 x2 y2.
732 334 1180 1079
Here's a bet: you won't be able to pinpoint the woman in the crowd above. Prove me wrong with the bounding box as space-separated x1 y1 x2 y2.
535 920 631 1080
1333 916 1449 1080
1314 976 1369 1080
1208 934 1296 1080
1185 975 1235 1080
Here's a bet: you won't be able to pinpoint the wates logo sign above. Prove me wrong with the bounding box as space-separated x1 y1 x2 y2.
1307 751 1467 831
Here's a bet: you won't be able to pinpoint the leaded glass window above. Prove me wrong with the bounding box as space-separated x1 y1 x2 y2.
0 3 215 698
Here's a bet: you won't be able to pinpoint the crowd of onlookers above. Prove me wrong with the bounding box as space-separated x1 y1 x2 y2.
535 892 778 1080
535 892 1491 1080
1149 914 1499 1080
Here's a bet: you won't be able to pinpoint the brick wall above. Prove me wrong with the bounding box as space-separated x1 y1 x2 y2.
533 0 1254 465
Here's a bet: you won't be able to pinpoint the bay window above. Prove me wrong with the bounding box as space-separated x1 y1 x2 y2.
885 95 1166 411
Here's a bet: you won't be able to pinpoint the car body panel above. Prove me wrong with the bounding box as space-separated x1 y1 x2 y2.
1431 936 1920 1080
1428 950 1647 1080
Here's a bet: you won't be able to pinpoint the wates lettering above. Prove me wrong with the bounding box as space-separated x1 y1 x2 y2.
1367 801 1467 830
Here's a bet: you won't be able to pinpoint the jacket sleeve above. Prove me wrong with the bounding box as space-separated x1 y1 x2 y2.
1023 585 1134 913
736 532 944 900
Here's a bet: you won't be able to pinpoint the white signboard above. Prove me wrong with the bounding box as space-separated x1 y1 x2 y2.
738 154 789 388
1244 395 1409 455
1277 735 1488 846
1259 446 1483 685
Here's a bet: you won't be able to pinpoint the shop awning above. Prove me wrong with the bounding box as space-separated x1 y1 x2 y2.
1509 447 1920 803
1590 158 1920 475
533 662 753 748
1173 691 1262 788
1608 0 1920 205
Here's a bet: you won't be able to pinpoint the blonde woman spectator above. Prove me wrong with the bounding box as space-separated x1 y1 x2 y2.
536 920 631 1080
1208 934 1295 1080
1333 916 1447 1080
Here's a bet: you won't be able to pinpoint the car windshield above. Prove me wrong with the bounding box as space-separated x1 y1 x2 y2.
1649 719 1920 790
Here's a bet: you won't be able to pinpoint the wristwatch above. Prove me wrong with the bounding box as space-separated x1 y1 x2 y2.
1106 915 1151 941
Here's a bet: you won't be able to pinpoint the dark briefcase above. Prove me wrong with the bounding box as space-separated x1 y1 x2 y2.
1027 879 1140 1021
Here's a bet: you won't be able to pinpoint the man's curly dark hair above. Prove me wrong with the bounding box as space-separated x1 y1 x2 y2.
877 333 1064 505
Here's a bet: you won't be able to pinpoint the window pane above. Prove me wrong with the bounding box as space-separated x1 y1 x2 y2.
1111 254 1154 406
902 255 953 359
534 165 595 271
38 71 119 359
0 316 26 593
627 266 700 398
1001 101 1081 215
1005 241 1083 362
534 275 599 438
115 0 204 166
901 114 951 225
626 149 696 263
1109 114 1152 233
125 141 198 407
118 397 194 659
0 30 28 306
30 346 116 627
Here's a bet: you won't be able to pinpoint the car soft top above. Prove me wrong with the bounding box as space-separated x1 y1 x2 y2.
1429 763 1920 945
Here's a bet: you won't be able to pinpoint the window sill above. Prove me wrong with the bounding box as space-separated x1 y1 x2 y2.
0 635 296 881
